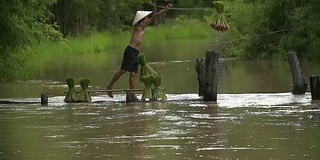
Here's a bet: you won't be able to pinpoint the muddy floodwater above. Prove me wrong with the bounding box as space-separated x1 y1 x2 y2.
1 93 320 160
1 38 320 159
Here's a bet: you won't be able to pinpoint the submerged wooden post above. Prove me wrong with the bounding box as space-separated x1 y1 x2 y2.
310 76 320 100
287 51 307 94
195 59 205 96
126 90 135 103
41 94 48 105
203 51 219 101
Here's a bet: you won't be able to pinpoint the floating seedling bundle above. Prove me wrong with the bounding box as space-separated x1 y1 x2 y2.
139 53 167 101
78 78 92 102
64 77 78 103
152 75 167 100
141 75 154 100
210 1 229 32
64 77 92 103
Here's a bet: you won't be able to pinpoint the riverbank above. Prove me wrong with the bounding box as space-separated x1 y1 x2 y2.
33 20 213 57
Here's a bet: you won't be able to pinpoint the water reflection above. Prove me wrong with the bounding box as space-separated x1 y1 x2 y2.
1 93 319 159
1 59 320 98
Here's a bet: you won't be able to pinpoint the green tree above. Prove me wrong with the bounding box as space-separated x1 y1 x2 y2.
224 0 320 60
279 0 320 60
53 0 151 36
0 0 61 81
243 0 294 59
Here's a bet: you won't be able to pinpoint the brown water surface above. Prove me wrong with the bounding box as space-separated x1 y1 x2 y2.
0 38 320 159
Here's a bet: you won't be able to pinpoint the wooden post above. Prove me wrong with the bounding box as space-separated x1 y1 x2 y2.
203 51 219 101
310 76 320 100
287 51 307 94
41 94 48 105
126 90 134 103
195 59 205 96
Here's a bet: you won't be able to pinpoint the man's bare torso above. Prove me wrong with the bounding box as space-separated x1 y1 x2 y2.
129 24 145 51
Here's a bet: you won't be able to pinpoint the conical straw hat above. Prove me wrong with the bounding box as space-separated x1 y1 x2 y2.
132 11 153 26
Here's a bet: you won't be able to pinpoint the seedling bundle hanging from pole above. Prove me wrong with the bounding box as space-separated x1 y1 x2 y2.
210 1 229 32
151 1 229 31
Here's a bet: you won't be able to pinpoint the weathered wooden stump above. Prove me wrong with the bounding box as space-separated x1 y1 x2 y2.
126 90 133 102
310 76 320 100
195 59 205 96
287 52 307 94
203 51 219 101
41 94 48 105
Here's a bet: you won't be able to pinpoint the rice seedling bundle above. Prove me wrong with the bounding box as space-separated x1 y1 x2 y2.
139 53 168 101
152 75 167 100
210 1 230 32
141 75 154 101
64 77 78 103
77 78 92 102
139 53 157 81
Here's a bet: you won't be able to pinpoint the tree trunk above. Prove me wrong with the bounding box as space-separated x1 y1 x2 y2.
287 52 307 94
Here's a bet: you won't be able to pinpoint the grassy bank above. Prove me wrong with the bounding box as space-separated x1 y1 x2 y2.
32 19 213 57
1 19 214 81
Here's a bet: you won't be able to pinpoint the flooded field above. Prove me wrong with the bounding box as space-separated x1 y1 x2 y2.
1 39 320 159
1 93 320 159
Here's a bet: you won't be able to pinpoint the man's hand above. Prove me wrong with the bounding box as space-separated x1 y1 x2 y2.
141 2 172 25
164 3 173 11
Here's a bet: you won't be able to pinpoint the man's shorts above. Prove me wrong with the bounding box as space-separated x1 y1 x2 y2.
121 45 139 73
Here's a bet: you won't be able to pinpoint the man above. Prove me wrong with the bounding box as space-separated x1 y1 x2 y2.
106 3 173 98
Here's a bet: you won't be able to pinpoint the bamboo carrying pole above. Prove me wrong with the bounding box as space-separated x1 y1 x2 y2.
310 76 320 100
88 89 144 93
287 52 307 94
89 89 144 103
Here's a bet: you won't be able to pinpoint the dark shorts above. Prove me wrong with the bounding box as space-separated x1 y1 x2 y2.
121 45 139 73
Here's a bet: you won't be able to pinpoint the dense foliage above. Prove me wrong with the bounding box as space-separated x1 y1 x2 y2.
1 0 320 81
222 0 320 60
52 0 151 35
0 0 60 81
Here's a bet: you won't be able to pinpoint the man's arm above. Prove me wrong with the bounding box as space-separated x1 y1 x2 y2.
141 3 173 26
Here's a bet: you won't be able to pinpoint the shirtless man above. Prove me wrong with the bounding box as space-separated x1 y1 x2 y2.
106 3 173 98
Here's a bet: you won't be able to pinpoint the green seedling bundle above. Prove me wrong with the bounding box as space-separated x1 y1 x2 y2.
139 53 167 101
210 1 230 32
64 77 92 103
78 78 91 102
152 75 167 100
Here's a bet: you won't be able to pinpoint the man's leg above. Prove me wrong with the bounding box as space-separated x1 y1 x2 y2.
106 69 126 98
129 72 139 100
129 72 137 89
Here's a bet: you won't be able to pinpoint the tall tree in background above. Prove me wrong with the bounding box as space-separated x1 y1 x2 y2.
53 0 151 36
243 0 294 59
279 0 320 59
230 0 320 59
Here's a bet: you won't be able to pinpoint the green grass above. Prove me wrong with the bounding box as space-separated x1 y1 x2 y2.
34 32 115 56
31 19 213 57
144 19 212 44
